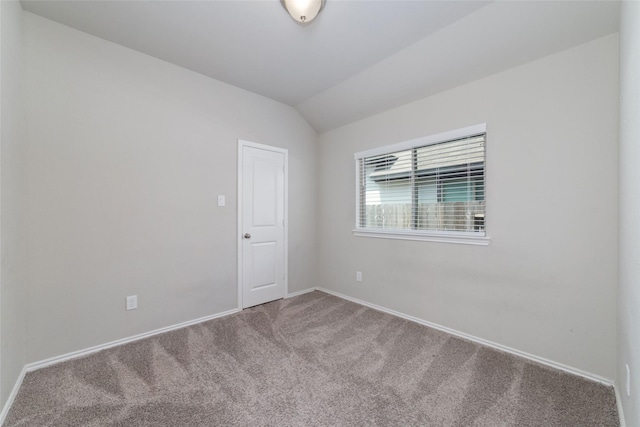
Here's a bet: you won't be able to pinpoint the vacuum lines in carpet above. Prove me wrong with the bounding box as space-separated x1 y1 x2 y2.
5 291 619 426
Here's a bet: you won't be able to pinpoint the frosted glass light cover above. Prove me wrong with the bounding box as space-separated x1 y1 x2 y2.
282 0 323 23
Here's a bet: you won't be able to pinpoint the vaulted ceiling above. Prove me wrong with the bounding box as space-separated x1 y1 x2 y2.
21 1 620 133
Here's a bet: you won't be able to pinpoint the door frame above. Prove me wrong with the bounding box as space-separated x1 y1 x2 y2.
237 139 289 310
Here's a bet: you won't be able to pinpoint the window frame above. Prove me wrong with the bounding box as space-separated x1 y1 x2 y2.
353 124 490 246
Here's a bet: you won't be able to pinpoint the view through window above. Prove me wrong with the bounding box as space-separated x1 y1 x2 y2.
356 126 486 239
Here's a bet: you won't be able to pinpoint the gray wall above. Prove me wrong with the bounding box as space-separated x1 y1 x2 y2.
22 12 317 363
317 34 619 380
618 2 640 425
0 0 26 406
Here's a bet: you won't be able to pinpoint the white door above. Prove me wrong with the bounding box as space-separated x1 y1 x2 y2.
238 141 287 309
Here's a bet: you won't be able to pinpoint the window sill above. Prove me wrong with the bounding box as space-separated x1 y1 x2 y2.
352 229 491 246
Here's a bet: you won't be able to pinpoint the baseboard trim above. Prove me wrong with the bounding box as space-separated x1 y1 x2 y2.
4 290 621 425
0 365 27 426
25 308 240 373
615 384 627 427
285 288 316 299
316 287 615 387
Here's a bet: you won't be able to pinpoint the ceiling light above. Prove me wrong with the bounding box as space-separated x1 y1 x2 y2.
281 0 324 24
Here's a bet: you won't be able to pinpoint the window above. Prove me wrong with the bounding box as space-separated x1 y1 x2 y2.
354 124 489 245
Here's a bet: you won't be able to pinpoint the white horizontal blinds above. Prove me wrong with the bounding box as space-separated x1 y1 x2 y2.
415 135 485 232
359 133 485 234
361 150 414 229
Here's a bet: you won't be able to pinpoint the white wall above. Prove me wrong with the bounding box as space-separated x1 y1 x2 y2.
318 34 619 380
618 1 640 425
0 0 26 406
22 12 317 363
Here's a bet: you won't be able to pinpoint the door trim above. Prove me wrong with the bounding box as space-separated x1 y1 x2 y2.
237 139 288 310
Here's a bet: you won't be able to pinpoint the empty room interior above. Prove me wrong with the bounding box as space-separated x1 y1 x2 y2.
1 0 639 425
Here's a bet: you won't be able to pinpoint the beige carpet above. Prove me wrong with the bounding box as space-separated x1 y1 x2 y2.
5 291 619 426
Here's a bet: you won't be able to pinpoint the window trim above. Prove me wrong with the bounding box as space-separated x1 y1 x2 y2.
352 229 491 246
353 124 490 246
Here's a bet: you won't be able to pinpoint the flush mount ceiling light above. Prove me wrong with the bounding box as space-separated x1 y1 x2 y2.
281 0 325 24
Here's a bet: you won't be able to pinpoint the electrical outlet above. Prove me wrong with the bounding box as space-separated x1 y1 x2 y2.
356 271 362 282
626 364 631 397
126 295 138 311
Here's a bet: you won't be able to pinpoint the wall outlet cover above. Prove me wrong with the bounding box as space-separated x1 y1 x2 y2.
126 295 138 311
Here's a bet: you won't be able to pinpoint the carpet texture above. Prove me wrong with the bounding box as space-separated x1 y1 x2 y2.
5 291 619 426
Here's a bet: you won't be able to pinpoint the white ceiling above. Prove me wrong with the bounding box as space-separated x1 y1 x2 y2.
21 0 620 133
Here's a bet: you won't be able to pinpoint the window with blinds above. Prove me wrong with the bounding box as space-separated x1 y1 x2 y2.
354 125 487 243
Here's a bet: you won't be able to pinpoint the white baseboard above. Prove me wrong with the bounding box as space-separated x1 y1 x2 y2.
615 384 627 427
25 308 240 373
0 307 238 424
316 287 615 387
0 366 27 426
21 289 312 377
285 288 316 299
3 289 622 426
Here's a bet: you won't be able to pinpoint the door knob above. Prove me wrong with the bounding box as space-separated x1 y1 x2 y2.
244 233 251 239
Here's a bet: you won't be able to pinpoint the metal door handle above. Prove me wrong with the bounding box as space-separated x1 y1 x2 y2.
244 233 251 239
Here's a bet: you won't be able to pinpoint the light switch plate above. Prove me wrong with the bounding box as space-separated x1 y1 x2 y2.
217 195 225 207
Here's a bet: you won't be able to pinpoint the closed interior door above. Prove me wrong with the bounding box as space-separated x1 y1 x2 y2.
239 142 287 309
